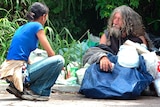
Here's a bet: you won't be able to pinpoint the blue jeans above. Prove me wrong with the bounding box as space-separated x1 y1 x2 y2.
27 55 64 96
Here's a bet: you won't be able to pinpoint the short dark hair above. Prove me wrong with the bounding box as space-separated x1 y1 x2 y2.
26 2 49 21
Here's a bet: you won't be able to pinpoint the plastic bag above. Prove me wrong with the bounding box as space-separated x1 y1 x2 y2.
141 52 158 79
154 61 160 96
29 48 48 64
79 55 153 99
117 45 139 68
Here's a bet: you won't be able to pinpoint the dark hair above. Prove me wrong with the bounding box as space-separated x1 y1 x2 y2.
26 2 49 21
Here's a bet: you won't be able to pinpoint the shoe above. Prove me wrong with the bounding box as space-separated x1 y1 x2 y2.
21 88 50 101
21 94 50 101
6 83 23 99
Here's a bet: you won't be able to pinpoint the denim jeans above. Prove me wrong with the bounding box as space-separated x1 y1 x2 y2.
27 55 64 96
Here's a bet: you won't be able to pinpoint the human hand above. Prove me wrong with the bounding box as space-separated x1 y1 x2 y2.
100 56 113 72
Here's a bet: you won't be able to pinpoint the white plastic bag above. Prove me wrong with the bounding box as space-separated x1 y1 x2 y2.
117 45 139 68
76 63 90 85
154 61 160 96
29 48 48 64
141 52 158 79
154 76 160 96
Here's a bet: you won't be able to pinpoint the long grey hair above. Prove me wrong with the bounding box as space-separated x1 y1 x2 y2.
107 5 145 37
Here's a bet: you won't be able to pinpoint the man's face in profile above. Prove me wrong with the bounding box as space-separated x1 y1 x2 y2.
110 12 123 38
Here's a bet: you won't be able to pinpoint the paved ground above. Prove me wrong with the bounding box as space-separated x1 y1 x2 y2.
0 81 160 107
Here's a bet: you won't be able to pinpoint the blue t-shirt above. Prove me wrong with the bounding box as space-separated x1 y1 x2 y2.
7 22 43 62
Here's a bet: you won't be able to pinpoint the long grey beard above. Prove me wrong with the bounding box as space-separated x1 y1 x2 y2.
109 27 122 38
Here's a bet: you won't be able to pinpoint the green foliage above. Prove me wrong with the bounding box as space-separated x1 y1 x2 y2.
0 17 27 64
140 0 160 36
0 0 31 20
96 0 140 19
129 0 139 8
43 0 95 39
0 0 160 66
0 1 28 64
43 26 85 68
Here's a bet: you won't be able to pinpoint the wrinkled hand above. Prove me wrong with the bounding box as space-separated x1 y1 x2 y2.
100 56 112 72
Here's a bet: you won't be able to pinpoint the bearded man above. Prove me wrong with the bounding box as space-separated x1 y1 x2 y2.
81 5 156 97
83 5 150 72
99 5 150 71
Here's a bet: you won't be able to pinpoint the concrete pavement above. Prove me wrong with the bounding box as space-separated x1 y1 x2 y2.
0 80 160 107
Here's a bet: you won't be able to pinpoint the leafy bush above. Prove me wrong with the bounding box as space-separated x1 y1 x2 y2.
96 0 140 19
0 7 27 63
43 26 87 68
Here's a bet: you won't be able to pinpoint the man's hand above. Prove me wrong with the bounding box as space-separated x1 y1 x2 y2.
100 56 113 72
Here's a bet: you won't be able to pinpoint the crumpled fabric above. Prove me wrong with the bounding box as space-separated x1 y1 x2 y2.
0 60 25 92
